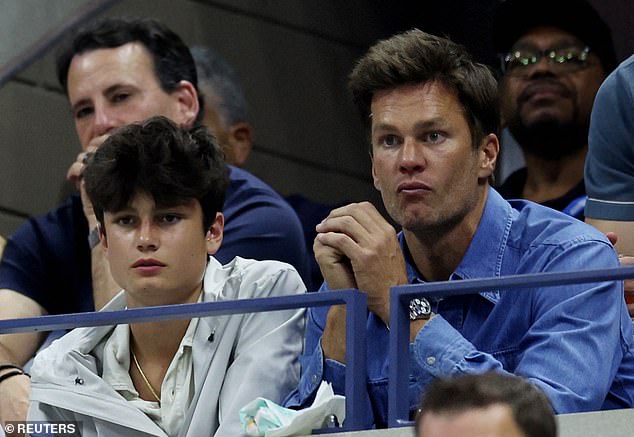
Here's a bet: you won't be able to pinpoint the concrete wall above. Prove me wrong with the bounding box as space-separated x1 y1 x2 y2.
1 0 632 235
0 0 383 236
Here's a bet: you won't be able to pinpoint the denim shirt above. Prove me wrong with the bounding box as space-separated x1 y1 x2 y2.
285 188 634 428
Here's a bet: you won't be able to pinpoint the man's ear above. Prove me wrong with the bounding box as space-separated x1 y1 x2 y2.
228 122 253 167
478 133 499 180
371 153 381 191
171 80 199 126
205 213 224 255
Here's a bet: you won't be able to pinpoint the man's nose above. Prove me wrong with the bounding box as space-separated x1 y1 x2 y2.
525 55 558 78
399 138 426 173
92 106 119 138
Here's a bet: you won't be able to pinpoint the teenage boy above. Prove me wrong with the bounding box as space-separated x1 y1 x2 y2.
27 116 306 436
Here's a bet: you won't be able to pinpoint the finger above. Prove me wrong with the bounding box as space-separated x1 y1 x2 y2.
316 231 361 261
319 202 390 235
316 215 374 246
66 161 84 185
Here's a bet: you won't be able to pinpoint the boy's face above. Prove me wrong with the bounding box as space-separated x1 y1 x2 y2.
100 192 223 308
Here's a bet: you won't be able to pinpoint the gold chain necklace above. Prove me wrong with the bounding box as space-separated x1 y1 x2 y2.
130 348 161 403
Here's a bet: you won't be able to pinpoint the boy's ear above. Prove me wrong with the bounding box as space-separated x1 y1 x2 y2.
98 224 108 249
206 213 224 255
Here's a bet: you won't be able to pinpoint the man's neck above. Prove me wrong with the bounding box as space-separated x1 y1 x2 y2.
522 147 586 203
404 188 488 282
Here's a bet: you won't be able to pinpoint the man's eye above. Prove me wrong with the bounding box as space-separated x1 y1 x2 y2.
425 132 446 144
112 93 130 103
381 135 400 147
74 107 93 120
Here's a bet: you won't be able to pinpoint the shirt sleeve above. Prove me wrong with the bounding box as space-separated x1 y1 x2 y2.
215 265 307 436
411 238 631 413
283 287 376 429
0 196 93 314
585 55 634 220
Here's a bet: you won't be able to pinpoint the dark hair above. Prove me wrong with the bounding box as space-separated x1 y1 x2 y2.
190 45 248 127
416 373 557 437
84 116 228 233
493 0 617 74
348 29 499 148
56 17 204 122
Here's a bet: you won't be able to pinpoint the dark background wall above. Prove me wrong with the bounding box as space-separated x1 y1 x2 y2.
0 0 631 236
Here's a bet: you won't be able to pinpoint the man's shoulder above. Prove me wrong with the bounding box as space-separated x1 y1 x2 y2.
224 165 299 224
11 194 84 241
226 165 284 202
508 199 611 249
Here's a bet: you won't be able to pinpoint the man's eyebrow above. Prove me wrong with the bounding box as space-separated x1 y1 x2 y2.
372 118 449 136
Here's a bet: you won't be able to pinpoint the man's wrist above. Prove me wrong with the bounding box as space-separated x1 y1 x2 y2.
0 363 29 385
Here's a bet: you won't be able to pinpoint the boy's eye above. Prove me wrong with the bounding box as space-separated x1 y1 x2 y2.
158 214 181 224
116 216 136 226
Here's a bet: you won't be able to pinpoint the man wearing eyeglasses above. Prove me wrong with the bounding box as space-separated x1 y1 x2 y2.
495 0 617 221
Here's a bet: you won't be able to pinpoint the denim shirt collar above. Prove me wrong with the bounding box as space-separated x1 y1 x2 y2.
399 187 513 304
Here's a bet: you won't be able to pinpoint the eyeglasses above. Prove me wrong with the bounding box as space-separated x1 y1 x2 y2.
500 46 592 76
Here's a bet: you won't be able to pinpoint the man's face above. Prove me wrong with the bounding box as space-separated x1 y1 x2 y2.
499 26 605 158
199 85 235 163
371 81 496 234
67 42 194 151
418 404 526 437
101 193 222 308
199 83 252 167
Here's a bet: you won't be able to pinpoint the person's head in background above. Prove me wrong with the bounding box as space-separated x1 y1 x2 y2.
495 0 615 164
415 373 557 437
83 115 228 306
56 17 202 152
191 45 253 167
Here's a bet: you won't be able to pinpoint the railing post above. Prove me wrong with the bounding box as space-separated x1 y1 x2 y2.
388 287 410 427
343 289 367 431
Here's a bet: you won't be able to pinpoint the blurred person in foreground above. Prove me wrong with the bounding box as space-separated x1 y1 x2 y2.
415 373 556 437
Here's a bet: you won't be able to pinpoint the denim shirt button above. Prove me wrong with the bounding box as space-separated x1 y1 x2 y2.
426 356 436 366
311 374 319 383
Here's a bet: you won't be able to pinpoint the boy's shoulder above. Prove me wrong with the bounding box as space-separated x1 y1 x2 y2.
204 256 306 301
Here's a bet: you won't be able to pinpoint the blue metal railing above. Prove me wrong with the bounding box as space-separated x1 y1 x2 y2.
387 265 634 428
0 289 367 432
4 266 634 432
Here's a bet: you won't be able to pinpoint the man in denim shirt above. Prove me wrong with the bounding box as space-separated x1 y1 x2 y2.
285 29 634 428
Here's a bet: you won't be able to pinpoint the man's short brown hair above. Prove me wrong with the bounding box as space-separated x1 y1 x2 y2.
348 29 499 148
416 373 557 437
